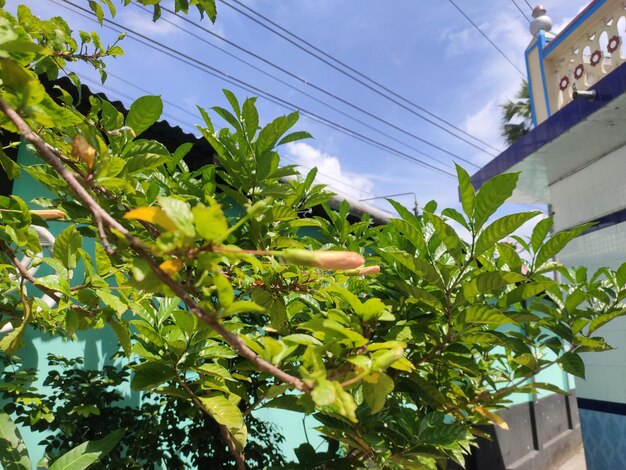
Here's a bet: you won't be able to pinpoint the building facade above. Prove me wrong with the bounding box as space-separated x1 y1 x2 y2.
472 1 626 469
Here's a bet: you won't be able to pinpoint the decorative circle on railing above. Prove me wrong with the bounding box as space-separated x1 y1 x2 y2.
559 75 570 91
574 64 585 79
590 49 602 66
607 35 621 53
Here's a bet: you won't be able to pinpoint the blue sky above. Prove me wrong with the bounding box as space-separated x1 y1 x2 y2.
7 0 590 216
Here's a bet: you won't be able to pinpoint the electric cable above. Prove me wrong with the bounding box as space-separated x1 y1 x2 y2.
510 0 531 23
448 0 525 77
103 70 202 121
74 66 384 201
54 0 457 178
147 4 480 167
70 71 199 130
219 0 500 158
522 0 534 10
132 4 455 169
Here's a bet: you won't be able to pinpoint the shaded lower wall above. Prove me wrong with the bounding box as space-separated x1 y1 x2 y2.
578 398 626 470
451 391 581 470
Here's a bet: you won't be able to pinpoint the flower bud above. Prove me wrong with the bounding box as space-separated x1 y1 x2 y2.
344 265 381 276
282 249 365 270
247 198 271 217
30 209 67 220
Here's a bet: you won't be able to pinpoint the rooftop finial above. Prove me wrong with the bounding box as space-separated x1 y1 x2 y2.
530 4 552 36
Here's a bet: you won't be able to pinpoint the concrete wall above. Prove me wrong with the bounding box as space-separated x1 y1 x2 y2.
548 142 626 470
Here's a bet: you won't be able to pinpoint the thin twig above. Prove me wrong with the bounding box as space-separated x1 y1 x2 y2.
0 241 61 304
0 95 309 393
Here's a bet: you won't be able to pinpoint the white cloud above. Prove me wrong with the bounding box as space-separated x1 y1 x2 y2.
441 26 476 57
285 142 376 201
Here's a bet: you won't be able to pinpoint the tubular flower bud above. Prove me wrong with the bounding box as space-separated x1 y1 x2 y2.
247 198 271 217
30 209 67 220
345 265 381 276
282 249 365 270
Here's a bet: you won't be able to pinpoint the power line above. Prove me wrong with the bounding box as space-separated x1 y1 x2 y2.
220 0 500 158
54 0 456 178
522 0 534 10
510 0 531 23
360 192 415 202
70 71 199 130
448 0 525 77
150 4 478 168
134 4 455 170
77 69 384 202
104 70 202 121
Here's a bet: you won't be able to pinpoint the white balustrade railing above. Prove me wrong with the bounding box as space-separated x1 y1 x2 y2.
546 0 626 111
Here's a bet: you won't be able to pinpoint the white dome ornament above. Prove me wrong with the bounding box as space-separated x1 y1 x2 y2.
530 5 552 36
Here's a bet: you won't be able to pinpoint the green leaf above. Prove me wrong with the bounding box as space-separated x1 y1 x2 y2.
256 112 299 155
194 363 235 381
0 411 31 470
311 379 336 406
557 352 585 378
158 196 195 237
126 95 163 136
199 395 246 450
192 202 228 242
363 373 394 414
96 290 126 315
109 320 131 357
473 172 519 231
223 300 265 317
0 147 19 179
0 319 27 355
532 382 567 395
456 164 475 218
131 361 175 390
122 139 169 174
534 224 592 269
214 273 234 309
222 89 241 117
475 212 540 256
530 217 553 253
277 130 313 146
48 429 124 470
462 305 512 325
212 105 241 131
506 281 555 304
94 243 112 276
426 212 463 260
241 96 259 139
88 0 105 25
197 0 217 22
54 224 81 269
441 208 469 230
462 271 526 299
589 308 626 334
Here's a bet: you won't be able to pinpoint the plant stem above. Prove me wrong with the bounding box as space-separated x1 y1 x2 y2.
0 96 310 394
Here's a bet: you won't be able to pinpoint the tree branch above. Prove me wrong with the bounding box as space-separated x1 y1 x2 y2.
0 96 309 393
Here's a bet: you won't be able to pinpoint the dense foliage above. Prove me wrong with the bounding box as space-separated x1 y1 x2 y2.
1 354 285 468
1 2 626 469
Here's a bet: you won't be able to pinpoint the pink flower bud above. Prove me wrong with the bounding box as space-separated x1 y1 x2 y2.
30 209 67 220
282 249 365 270
343 265 381 276
355 265 381 275
311 250 365 270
